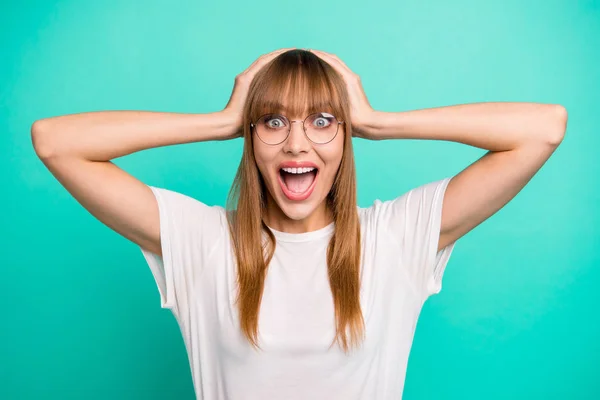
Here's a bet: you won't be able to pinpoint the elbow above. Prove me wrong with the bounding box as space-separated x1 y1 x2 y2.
547 104 568 146
31 119 58 159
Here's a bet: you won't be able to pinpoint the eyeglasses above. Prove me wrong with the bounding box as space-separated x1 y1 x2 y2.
250 112 345 145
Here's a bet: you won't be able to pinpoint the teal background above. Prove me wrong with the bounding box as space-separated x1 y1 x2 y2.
1 0 598 398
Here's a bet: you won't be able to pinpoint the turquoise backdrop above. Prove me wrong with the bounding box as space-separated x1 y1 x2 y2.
1 0 598 399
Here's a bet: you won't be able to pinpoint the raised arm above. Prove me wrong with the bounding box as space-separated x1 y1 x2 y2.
309 49 568 254
31 110 239 256
31 47 293 257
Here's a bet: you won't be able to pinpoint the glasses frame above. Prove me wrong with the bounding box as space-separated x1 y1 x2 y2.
250 112 345 145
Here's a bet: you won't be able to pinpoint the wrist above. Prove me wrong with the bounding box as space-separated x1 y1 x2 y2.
354 110 383 140
209 110 242 140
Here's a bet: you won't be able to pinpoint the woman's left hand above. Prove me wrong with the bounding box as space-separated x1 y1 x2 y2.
308 49 378 139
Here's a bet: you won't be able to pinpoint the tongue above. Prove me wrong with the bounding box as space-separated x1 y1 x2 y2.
283 171 316 193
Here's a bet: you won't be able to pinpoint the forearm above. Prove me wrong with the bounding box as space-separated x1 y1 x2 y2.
31 110 238 161
362 102 567 151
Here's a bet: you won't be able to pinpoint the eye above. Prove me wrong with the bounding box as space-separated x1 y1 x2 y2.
264 115 287 129
311 113 334 128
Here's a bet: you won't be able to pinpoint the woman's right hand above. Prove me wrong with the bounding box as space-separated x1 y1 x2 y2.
221 47 296 139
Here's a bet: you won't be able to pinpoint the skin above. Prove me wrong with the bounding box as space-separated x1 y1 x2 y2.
31 46 567 261
254 112 345 234
228 46 346 233
308 48 567 253
247 48 375 234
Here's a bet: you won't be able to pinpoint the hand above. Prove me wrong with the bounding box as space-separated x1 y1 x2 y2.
308 49 377 139
222 47 296 139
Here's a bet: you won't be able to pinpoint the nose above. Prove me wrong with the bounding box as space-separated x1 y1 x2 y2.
282 120 311 154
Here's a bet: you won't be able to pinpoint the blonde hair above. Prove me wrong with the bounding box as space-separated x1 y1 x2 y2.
225 49 364 354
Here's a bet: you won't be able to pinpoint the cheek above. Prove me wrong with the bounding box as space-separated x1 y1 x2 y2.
321 136 345 166
253 140 279 179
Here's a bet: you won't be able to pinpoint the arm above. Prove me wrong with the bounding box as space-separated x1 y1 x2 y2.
306 50 568 253
31 110 238 161
31 48 292 258
361 102 568 251
31 110 238 256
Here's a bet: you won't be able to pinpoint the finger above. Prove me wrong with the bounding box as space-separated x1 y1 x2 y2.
264 47 295 58
245 48 295 74
255 47 295 66
266 47 296 58
249 48 292 67
309 49 355 77
312 50 353 75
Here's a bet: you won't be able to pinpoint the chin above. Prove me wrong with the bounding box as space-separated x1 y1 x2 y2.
276 200 318 221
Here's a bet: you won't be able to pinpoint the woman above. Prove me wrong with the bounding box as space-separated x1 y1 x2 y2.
31 47 567 399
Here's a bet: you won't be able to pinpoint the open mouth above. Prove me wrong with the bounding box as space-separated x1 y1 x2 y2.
278 167 319 201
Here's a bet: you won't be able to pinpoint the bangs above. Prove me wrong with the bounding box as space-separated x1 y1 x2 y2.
248 51 345 122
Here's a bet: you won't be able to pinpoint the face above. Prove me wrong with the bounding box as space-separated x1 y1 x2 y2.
252 110 345 231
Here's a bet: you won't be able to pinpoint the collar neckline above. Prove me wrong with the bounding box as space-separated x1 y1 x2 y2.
264 221 335 242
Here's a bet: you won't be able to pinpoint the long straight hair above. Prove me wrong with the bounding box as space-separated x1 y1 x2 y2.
225 49 364 354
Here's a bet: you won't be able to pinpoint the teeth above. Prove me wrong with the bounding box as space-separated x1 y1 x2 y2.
281 167 315 174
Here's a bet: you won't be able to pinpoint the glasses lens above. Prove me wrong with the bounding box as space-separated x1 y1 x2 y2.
305 112 339 144
254 112 340 144
256 114 289 144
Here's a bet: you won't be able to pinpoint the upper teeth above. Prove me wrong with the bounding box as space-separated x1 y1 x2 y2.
281 167 315 174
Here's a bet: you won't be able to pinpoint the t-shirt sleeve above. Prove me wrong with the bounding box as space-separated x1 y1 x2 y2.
376 177 457 300
139 185 225 311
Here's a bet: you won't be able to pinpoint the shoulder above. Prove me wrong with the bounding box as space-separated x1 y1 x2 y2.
357 177 452 231
147 185 227 229
359 177 452 212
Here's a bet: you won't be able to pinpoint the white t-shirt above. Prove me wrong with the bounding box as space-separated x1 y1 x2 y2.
140 177 457 400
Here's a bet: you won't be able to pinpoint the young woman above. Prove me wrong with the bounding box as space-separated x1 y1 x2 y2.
31 47 567 399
